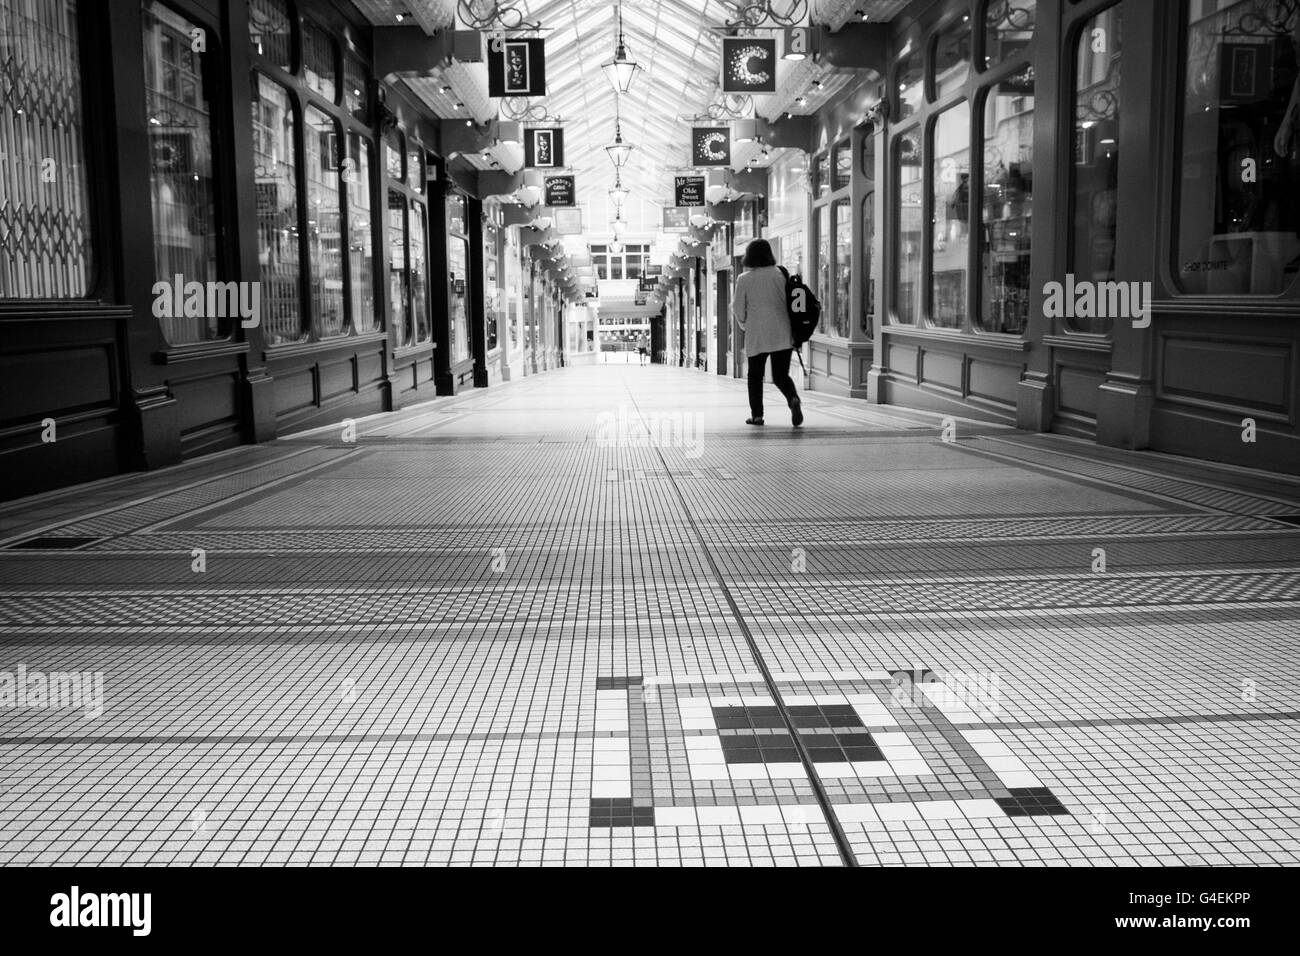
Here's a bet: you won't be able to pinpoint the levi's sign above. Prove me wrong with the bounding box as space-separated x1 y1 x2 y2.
488 37 546 97
675 175 705 207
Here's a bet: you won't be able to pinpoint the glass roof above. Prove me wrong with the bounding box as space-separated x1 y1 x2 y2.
522 0 739 210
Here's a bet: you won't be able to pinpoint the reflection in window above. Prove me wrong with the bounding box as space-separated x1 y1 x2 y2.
346 133 375 332
301 17 336 103
817 204 831 333
449 235 470 363
388 189 409 345
815 151 831 195
833 140 852 191
385 127 403 182
408 148 424 193
409 200 428 342
931 102 971 329
984 0 1036 69
305 107 343 337
863 131 876 336
897 53 924 119
484 224 499 351
979 75 1035 333
1069 4 1123 333
0 0 94 298
248 0 292 72
343 54 368 122
894 129 923 323
251 73 304 344
1174 0 1300 296
834 198 852 337
933 20 972 98
144 1 222 343
447 193 466 235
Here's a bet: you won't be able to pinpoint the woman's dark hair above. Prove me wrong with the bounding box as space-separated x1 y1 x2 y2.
742 238 776 269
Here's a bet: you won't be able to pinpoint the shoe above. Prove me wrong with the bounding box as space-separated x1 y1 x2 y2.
790 398 803 427
746 417 764 426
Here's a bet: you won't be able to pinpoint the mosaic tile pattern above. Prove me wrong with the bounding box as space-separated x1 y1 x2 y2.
1 365 1298 866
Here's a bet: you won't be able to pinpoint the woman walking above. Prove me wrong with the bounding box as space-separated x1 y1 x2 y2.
733 238 803 427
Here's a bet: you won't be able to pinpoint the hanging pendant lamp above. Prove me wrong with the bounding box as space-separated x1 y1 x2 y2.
601 2 642 95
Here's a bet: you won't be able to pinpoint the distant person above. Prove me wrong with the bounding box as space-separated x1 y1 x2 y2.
638 345 648 365
733 238 802 427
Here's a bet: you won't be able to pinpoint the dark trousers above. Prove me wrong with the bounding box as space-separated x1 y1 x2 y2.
747 349 799 418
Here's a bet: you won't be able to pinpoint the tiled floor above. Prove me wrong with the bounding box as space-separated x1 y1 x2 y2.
2 364 1299 867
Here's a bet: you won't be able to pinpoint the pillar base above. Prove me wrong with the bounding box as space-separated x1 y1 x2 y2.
1016 371 1054 432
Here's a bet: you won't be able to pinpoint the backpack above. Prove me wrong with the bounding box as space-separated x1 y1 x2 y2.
778 267 820 347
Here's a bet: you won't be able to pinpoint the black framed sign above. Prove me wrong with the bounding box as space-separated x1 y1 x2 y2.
524 128 564 168
545 175 575 207
722 37 777 94
488 37 546 97
691 127 731 167
674 175 705 207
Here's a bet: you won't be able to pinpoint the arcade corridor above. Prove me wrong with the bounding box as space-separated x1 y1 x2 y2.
1 365 1298 867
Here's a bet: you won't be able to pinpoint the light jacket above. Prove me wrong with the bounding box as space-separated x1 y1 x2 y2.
734 265 792 356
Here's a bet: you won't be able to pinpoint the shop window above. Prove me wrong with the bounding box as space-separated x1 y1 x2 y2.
979 75 1035 333
0 0 95 299
833 139 852 191
893 129 924 324
251 73 304 344
305 106 344 337
447 193 466 235
448 233 470 363
484 224 499 350
862 130 876 336
409 200 428 342
896 52 924 120
346 133 376 331
1068 4 1123 333
384 127 404 182
301 17 336 103
930 102 971 329
983 0 1036 69
933 18 972 99
1173 1 1300 296
143 1 222 343
343 54 369 122
834 198 852 337
387 189 409 345
815 151 831 196
248 0 293 72
816 204 831 332
408 147 424 194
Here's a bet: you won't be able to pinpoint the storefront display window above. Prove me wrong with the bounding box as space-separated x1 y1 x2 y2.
933 18 972 99
1173 0 1300 296
983 0 1036 70
834 199 852 338
979 76 1035 333
251 73 303 344
0 0 95 300
817 204 831 333
347 133 376 331
1068 4 1123 333
893 129 924 324
931 102 971 329
388 189 409 345
897 52 924 120
144 1 221 342
305 105 344 337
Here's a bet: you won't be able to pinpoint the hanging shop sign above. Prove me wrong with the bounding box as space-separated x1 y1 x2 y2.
553 207 583 235
524 128 564 168
721 37 777 95
544 175 576 207
674 175 706 207
662 207 689 232
488 37 546 97
691 127 731 167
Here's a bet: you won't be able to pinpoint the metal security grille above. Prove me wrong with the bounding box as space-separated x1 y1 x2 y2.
0 0 93 298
